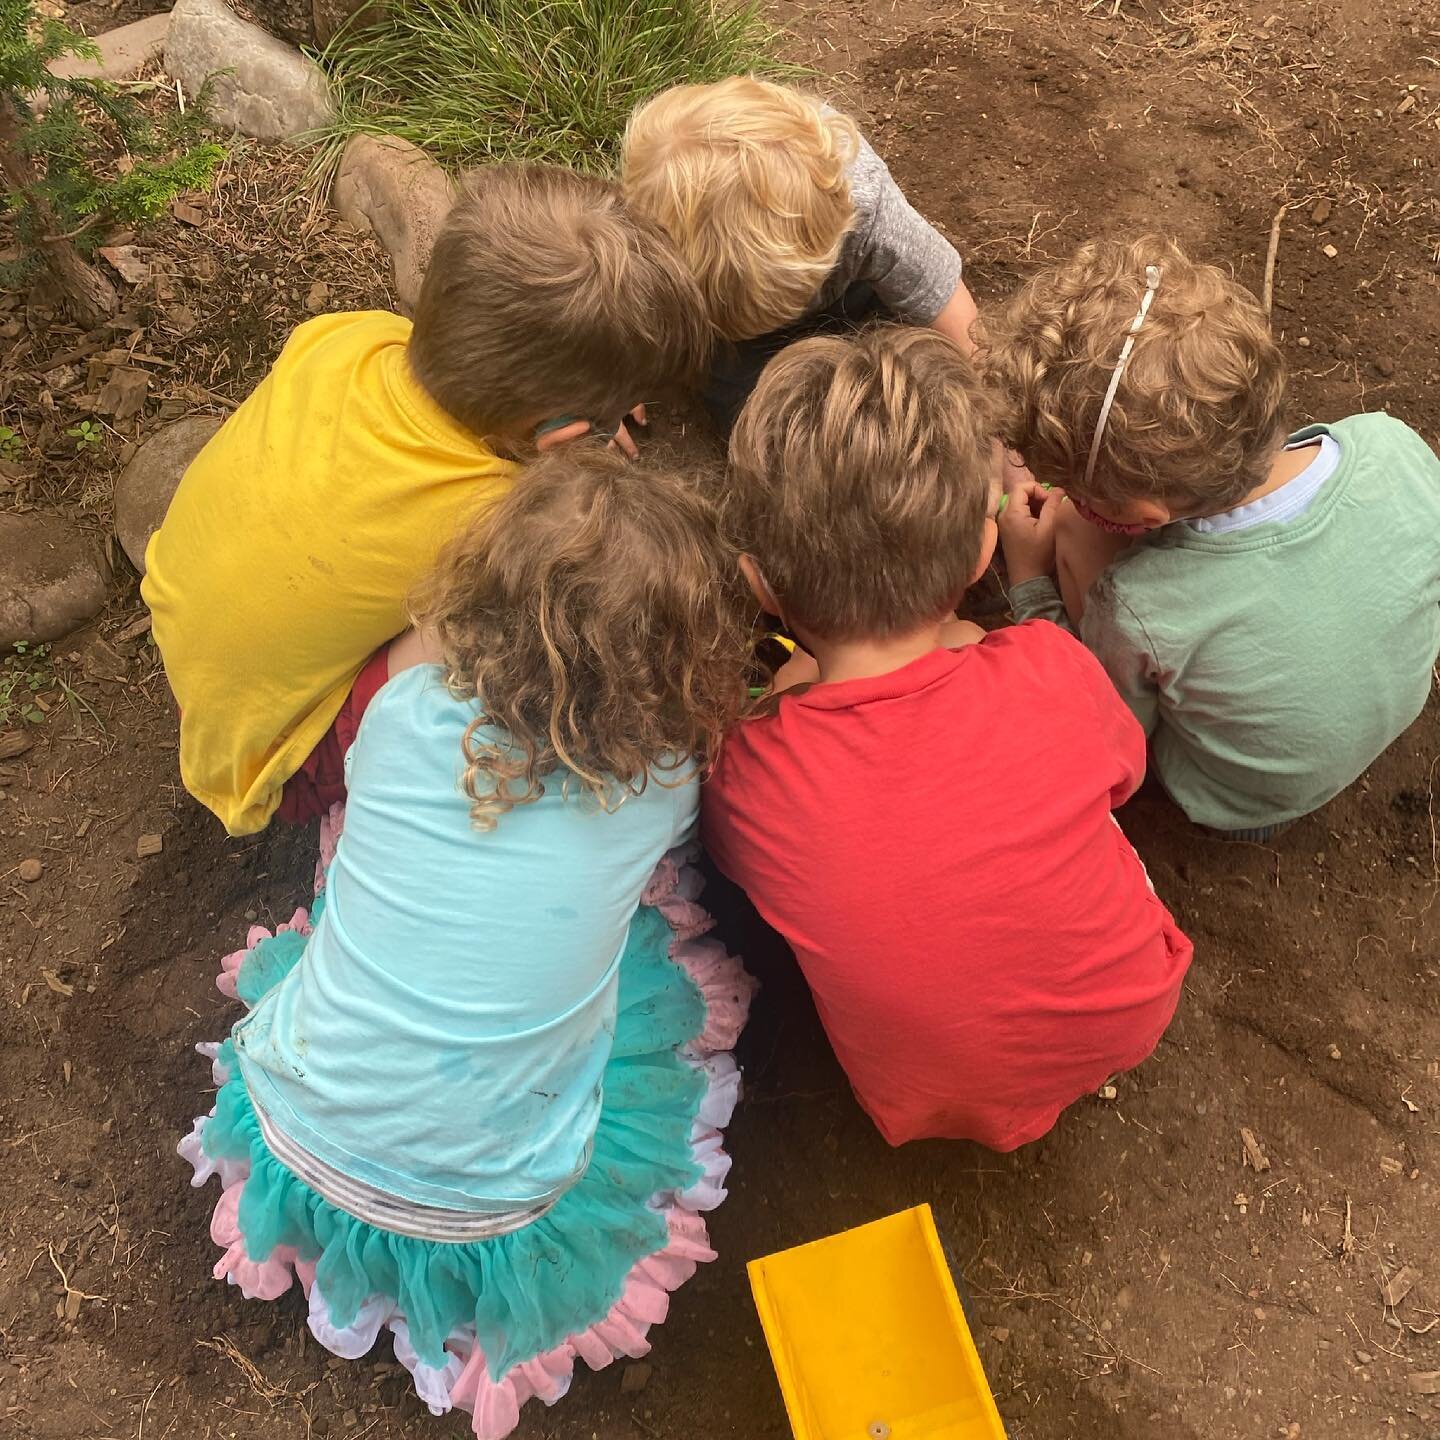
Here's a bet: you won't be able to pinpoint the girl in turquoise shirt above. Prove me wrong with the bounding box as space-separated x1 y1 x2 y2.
180 447 756 1438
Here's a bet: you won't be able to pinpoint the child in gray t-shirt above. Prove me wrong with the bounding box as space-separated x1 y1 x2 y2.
623 76 973 434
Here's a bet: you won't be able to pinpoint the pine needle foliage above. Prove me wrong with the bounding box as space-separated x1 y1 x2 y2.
1 0 223 285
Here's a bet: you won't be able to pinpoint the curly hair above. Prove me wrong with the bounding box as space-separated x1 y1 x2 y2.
622 77 859 342
409 445 752 830
982 234 1287 512
727 325 996 641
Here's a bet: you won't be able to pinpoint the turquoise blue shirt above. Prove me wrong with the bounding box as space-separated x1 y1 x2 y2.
233 664 698 1212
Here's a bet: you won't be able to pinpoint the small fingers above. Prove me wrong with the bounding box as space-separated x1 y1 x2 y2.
611 421 640 460
535 419 592 452
1033 487 1068 535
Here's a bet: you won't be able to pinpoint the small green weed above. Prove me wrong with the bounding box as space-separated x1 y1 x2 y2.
0 425 22 461
0 641 105 732
66 419 102 451
0 641 53 725
318 0 790 173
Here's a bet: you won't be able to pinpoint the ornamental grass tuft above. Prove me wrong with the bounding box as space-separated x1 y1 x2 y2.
320 0 789 172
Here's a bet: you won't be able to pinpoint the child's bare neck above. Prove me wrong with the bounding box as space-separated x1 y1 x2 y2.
1228 439 1321 512
807 622 947 686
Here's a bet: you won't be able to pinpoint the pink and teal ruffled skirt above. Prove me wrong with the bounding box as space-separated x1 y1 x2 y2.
179 808 754 1438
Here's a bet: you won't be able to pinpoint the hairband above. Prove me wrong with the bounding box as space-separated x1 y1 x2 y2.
1082 264 1162 490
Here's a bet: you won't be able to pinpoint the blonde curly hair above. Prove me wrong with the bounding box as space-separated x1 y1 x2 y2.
411 445 752 830
983 235 1287 512
622 76 859 342
727 325 996 641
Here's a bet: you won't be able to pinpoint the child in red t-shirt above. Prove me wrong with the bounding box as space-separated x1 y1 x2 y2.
703 326 1192 1150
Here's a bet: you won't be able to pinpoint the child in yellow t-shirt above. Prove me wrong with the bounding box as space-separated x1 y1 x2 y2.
143 164 711 836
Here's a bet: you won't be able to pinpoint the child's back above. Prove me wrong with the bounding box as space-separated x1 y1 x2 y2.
705 623 1190 1149
704 327 1191 1149
145 309 512 835
238 661 697 1210
1087 413 1440 831
182 449 754 1435
145 164 709 836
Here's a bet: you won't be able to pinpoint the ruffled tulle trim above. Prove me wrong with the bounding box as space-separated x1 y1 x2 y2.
183 1097 726 1438
181 838 752 1439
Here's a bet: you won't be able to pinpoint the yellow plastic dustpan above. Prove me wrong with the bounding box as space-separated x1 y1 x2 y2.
748 1205 1007 1440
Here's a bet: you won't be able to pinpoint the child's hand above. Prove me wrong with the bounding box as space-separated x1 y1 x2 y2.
995 442 1035 497
612 405 646 459
535 406 647 458
535 418 592 453
999 481 1066 587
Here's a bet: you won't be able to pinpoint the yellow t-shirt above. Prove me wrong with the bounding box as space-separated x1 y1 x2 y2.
142 311 517 835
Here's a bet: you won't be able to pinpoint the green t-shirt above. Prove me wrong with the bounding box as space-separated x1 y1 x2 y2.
1013 415 1440 831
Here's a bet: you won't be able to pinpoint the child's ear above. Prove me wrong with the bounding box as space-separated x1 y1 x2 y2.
1137 497 1177 526
739 555 783 619
968 517 1000 586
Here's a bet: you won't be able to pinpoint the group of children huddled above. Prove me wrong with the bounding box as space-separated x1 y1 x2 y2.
149 77 1440 1437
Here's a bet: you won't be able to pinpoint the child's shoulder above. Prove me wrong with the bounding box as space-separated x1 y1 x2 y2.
278 309 409 363
1324 412 1440 472
987 617 1113 688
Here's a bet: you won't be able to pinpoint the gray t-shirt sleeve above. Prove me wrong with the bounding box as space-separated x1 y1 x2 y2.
842 133 963 324
1007 575 1074 631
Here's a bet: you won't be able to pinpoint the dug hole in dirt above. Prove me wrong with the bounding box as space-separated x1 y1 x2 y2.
2 1 1438 1437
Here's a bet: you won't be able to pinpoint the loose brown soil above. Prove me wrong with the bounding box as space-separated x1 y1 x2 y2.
3 3 1439 1438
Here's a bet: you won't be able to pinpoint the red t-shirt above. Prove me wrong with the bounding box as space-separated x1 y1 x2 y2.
703 622 1192 1150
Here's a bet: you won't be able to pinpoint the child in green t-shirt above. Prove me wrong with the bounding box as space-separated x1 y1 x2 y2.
986 234 1440 839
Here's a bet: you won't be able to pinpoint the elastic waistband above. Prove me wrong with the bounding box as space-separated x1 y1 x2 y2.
251 1095 584 1243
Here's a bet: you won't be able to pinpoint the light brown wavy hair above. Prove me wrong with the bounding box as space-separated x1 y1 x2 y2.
983 235 1287 512
411 445 752 829
727 325 996 641
622 77 858 342
409 163 713 444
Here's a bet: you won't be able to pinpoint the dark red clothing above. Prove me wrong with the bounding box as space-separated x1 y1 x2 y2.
274 647 392 826
703 622 1192 1150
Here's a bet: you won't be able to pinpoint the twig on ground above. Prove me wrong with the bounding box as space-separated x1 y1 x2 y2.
1262 202 1287 314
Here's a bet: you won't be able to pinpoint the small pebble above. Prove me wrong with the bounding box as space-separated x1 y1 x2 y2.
18 857 42 883
620 1362 652 1395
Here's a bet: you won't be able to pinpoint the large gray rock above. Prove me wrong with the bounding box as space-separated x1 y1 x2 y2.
333 134 454 314
114 415 223 574
0 514 111 648
164 0 333 142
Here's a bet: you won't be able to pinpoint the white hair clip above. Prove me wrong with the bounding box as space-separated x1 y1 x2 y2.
1082 264 1162 489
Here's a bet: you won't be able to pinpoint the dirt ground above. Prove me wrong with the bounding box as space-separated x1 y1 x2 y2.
3 1 1439 1438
